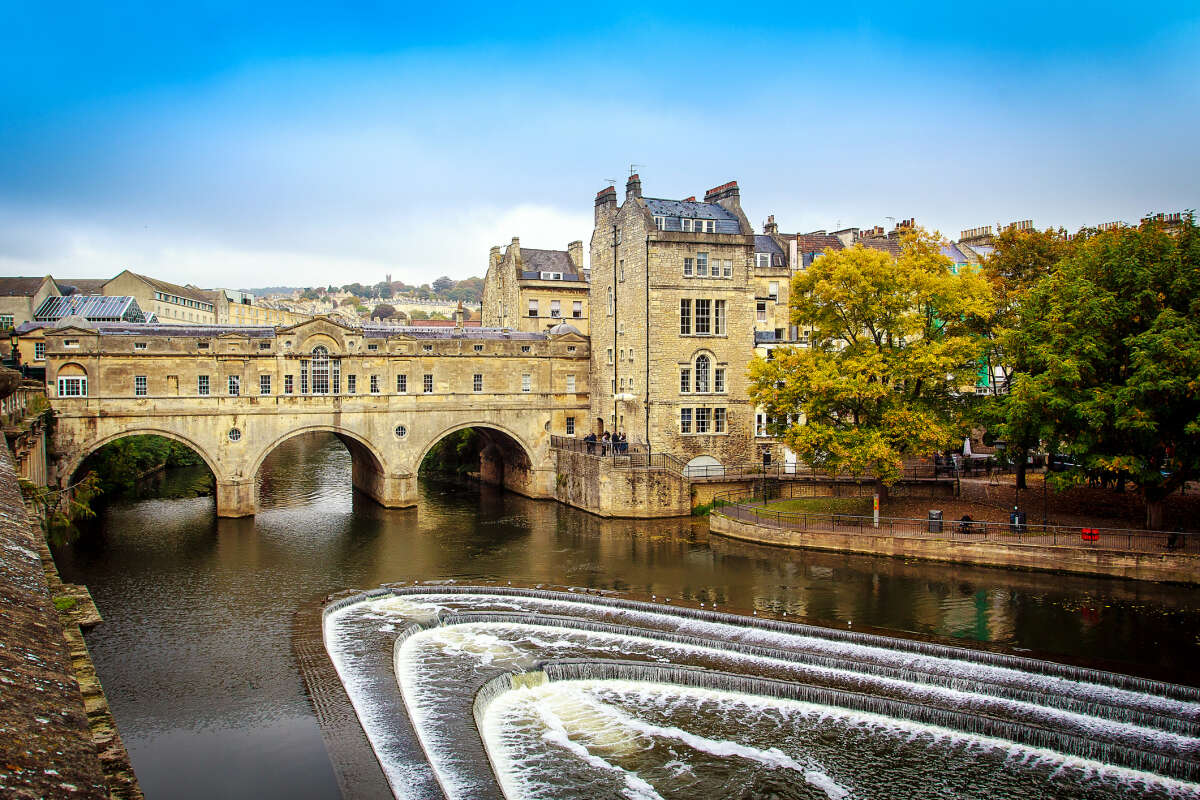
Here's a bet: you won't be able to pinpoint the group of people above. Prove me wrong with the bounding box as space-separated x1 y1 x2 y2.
583 430 629 455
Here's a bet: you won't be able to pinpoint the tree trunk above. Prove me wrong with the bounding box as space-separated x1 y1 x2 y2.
1145 498 1164 531
875 478 889 506
1015 449 1027 490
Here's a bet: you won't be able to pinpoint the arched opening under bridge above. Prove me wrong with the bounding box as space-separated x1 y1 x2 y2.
417 424 538 498
70 432 217 508
252 428 393 512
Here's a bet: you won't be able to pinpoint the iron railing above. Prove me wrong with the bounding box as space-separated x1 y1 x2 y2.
711 487 1198 554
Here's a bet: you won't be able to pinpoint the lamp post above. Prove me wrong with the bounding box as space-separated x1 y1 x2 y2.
760 445 770 504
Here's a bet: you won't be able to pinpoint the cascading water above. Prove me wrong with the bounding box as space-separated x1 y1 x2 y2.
323 585 1200 800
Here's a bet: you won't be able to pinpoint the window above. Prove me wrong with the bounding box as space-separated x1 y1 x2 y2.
474 344 484 352
528 299 539 317
723 260 733 278
198 375 210 395
284 375 294 394
679 299 691 335
521 374 531 393
394 424 408 439
680 407 692 434
228 375 240 396
134 375 147 396
757 301 767 323
473 373 483 392
423 374 433 393
311 346 331 394
695 299 711 335
0 314 13 329
63 339 78 348
714 407 726 433
756 253 771 268
695 355 711 392
654 215 666 229
367 343 378 351
261 341 273 350
58 376 86 397
768 281 779 300
756 412 767 436
260 374 272 395
566 416 575 435
347 374 357 394
550 300 561 317
681 218 695 232
606 347 613 364
616 229 622 245
397 374 407 393
697 252 708 277
228 428 241 442
715 367 725 393
714 300 725 335
618 260 624 282
680 368 690 393
423 344 433 352
134 342 147 351
34 342 44 361
566 375 576 393
572 301 583 318
300 362 309 394
683 257 694 277
567 345 576 352
370 375 379 394
521 345 531 353
695 407 711 434
197 342 209 349
607 287 613 315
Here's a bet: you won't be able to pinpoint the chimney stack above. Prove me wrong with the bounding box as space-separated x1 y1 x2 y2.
626 173 642 201
489 245 502 271
763 214 778 236
595 186 617 224
567 240 583 271
704 180 740 204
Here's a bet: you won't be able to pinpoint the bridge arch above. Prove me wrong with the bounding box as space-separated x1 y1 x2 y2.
415 420 544 499
62 428 223 487
250 424 389 478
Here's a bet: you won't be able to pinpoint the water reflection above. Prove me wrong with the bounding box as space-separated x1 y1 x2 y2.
51 433 1200 800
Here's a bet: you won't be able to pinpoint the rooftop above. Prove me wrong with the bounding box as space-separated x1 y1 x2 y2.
34 295 145 322
0 276 53 297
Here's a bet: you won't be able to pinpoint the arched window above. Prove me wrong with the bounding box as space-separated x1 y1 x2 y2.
607 287 614 316
56 363 88 398
301 344 341 395
694 354 711 393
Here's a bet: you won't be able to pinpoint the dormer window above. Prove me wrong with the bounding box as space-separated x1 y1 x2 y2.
134 342 147 350
681 218 694 232
654 216 666 230
539 271 562 280
63 339 79 348
756 253 771 268
423 344 433 352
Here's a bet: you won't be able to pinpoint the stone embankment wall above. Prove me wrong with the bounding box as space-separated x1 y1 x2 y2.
710 512 1200 584
0 444 109 798
554 449 690 517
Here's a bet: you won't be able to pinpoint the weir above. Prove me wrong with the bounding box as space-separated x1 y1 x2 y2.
324 586 1200 799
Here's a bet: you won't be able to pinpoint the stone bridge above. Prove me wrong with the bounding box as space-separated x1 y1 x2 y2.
42 317 591 516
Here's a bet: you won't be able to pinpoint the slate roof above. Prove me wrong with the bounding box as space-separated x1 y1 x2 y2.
857 237 904 258
644 198 739 222
941 243 970 263
519 248 583 279
754 235 784 256
126 271 216 305
0 277 53 297
34 295 144 322
58 278 108 295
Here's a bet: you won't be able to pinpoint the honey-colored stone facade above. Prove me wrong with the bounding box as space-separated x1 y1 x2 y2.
45 317 591 516
482 238 589 334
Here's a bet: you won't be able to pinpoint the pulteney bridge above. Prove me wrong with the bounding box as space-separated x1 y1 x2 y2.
42 317 591 516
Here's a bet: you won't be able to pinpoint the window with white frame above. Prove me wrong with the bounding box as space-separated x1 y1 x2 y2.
566 374 576 393
723 259 733 278
572 301 583 318
397 374 407 393
528 299 538 317
134 342 147 351
757 301 767 322
697 252 708 277
679 299 691 335
680 367 690 393
695 407 711 433
618 260 624 282
695 354 711 392
756 412 767 436
683 257 693 277
521 345 531 353
715 367 725 393
679 407 692 433
695 300 711 335
714 407 726 433
756 252 771 268
521 374 531 392
423 373 433 393
284 375 294 394
768 281 779 300
58 376 86 397
606 347 613 364
134 375 147 396
0 315 13 329
198 375 210 395
260 374 272 395
347 374 357 394
566 416 575 435
473 373 483 392
606 287 613 315
228 375 240 396
681 218 695 232
714 300 725 335
370 375 379 394
34 342 44 361
654 216 665 230
550 300 561 317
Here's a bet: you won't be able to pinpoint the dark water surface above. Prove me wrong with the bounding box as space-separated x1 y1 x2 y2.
51 434 1200 799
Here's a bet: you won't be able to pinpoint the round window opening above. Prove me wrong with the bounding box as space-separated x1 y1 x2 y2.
228 428 242 442
394 424 408 439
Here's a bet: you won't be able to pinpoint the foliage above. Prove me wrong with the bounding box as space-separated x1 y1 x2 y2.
21 471 100 539
428 312 447 321
79 435 208 495
420 429 481 475
371 303 395 319
53 596 78 612
749 228 994 495
409 309 429 320
432 276 454 293
1005 215 1200 527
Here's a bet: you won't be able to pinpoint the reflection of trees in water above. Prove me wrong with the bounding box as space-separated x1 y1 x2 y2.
79 435 211 497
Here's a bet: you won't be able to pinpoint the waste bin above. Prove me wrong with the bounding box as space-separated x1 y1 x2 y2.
1009 508 1026 534
928 509 943 533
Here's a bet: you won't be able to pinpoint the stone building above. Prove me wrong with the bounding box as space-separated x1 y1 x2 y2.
589 175 789 471
0 276 61 331
104 270 218 325
482 238 588 334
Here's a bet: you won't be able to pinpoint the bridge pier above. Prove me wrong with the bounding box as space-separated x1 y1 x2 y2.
216 479 257 518
352 465 417 508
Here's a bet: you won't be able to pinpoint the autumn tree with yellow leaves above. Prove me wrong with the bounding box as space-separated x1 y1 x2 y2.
749 228 994 501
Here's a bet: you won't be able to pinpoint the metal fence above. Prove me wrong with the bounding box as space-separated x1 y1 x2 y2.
712 488 1198 555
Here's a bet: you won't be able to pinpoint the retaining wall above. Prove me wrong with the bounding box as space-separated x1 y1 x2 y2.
710 512 1200 584
554 449 690 517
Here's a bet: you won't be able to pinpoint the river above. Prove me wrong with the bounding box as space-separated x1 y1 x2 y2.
51 433 1200 799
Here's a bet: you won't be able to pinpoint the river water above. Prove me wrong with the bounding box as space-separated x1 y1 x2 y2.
51 434 1200 799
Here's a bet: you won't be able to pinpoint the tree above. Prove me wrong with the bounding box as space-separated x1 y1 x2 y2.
1007 215 1200 528
749 229 994 501
371 303 395 320
432 276 454 294
339 297 358 306
975 227 1075 488
409 309 429 320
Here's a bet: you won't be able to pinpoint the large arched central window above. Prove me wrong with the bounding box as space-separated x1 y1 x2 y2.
300 344 341 394
694 353 711 393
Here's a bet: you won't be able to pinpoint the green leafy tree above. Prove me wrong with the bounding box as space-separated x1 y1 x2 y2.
432 276 454 294
749 228 994 501
409 309 429 320
975 227 1075 487
1007 215 1200 528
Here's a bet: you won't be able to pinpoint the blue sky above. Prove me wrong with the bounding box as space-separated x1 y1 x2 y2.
2 2 1197 288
